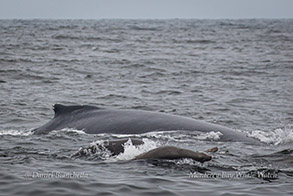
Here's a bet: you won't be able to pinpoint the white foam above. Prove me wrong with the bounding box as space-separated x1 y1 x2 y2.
144 130 223 142
0 129 34 136
110 130 223 142
73 139 112 158
248 125 293 145
50 128 86 135
195 131 223 141
89 139 104 146
106 131 177 139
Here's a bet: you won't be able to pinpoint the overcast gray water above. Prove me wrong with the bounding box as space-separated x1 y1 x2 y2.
0 19 292 196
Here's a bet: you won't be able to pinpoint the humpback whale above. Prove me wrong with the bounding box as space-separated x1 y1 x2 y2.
33 104 256 143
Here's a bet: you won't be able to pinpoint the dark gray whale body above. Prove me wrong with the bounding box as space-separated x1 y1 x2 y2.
33 104 256 143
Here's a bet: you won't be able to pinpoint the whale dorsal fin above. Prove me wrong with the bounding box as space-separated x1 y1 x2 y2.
53 104 98 117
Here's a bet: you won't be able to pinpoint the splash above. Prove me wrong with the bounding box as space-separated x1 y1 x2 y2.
248 125 293 145
114 138 158 161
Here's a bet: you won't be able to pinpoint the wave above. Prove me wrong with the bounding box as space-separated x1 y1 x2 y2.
0 129 33 136
128 25 159 31
0 128 87 136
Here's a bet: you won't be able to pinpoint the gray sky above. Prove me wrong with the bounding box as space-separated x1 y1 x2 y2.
0 0 292 19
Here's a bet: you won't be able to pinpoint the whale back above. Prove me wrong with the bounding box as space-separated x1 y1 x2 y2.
53 104 98 117
33 104 258 143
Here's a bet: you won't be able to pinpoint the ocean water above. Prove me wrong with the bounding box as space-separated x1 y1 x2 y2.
0 19 292 195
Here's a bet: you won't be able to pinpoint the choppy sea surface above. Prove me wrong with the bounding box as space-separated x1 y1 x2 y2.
0 19 292 196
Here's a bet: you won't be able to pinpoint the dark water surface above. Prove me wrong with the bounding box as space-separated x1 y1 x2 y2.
0 19 292 195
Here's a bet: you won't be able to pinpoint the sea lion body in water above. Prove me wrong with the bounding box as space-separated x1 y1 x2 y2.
73 138 212 163
134 146 212 163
